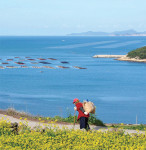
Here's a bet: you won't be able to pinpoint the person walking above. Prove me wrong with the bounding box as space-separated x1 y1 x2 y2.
73 98 90 131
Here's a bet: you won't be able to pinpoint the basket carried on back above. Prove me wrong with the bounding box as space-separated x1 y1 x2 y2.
83 100 96 114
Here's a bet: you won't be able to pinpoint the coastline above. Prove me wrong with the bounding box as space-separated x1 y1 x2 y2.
117 55 146 63
93 55 124 58
93 55 146 63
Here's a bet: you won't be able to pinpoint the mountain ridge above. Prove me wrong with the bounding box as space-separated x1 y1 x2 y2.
68 29 146 36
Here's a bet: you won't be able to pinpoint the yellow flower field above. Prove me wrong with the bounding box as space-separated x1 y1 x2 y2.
0 119 146 150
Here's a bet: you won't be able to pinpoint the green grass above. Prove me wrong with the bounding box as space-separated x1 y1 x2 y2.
52 113 105 126
127 46 146 59
110 124 146 131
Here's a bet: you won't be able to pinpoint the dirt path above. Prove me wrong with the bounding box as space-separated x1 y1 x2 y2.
0 114 104 130
0 114 145 134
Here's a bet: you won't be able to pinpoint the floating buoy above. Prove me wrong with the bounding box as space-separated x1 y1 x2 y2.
6 66 18 68
48 58 57 60
39 61 51 64
21 66 28 68
57 66 69 69
32 66 41 68
37 58 46 60
73 66 87 69
7 59 13 61
15 62 25 65
61 61 69 64
19 59 25 61
0 66 4 69
31 62 38 64
27 59 35 61
42 66 55 69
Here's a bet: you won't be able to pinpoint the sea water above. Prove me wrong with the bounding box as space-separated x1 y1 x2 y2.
0 36 146 124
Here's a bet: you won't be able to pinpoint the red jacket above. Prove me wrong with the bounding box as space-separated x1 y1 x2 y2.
76 102 89 121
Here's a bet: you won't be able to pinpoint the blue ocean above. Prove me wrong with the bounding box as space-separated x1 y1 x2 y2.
0 36 146 124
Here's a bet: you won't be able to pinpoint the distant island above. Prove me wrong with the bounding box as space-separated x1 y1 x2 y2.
68 29 146 36
93 46 146 63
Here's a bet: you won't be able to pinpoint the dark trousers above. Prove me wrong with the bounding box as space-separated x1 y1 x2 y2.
80 117 90 130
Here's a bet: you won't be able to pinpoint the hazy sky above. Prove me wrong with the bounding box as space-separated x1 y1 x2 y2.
0 0 146 35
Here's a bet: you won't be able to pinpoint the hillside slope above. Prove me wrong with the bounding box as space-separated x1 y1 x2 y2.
127 46 146 59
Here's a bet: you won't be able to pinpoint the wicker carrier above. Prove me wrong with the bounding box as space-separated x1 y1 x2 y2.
83 101 96 114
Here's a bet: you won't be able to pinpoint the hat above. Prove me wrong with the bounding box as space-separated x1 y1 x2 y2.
73 98 79 104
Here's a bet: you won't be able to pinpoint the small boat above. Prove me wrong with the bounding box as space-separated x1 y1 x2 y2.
57 66 69 69
15 62 25 65
2 62 9 64
61 61 69 64
48 58 57 60
15 57 20 58
25 57 31 58
73 66 87 69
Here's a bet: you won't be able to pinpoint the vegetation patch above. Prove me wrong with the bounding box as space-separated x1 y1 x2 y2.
0 119 145 150
0 108 105 126
127 46 146 59
109 124 146 131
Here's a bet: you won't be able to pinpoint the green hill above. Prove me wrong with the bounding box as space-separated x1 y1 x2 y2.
127 46 146 59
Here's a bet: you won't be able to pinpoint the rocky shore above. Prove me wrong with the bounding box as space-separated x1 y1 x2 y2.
93 55 146 63
93 55 124 58
117 55 146 63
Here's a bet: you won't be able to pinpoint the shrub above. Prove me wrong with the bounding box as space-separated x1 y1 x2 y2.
127 46 146 59
88 114 105 126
